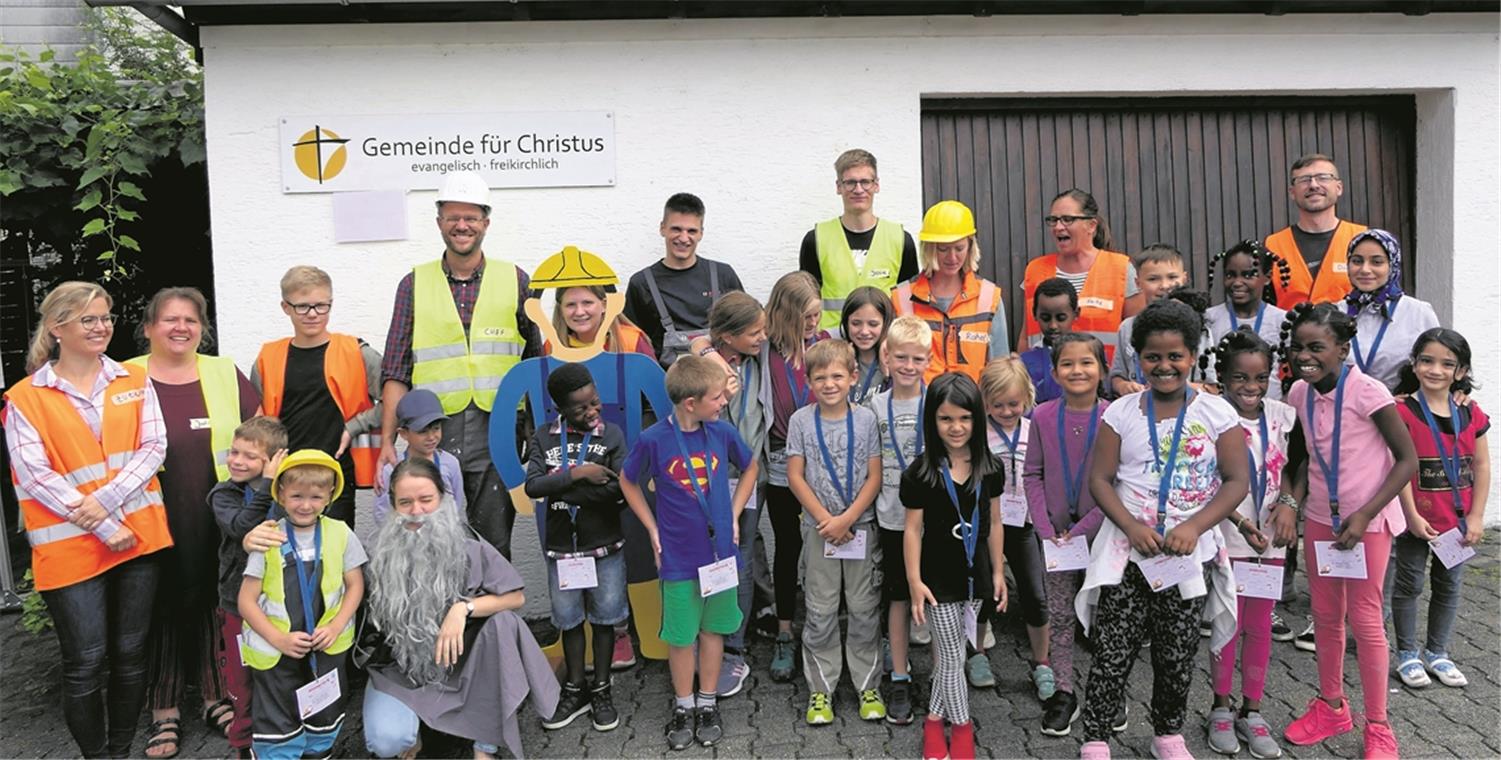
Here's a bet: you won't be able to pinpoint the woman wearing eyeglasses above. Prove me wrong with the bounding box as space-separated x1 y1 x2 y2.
131 286 261 758
3 281 173 757
1019 189 1137 363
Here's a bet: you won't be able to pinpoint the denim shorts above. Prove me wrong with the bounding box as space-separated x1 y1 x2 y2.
547 550 630 630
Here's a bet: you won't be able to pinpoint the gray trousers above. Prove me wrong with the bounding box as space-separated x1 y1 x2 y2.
800 523 882 694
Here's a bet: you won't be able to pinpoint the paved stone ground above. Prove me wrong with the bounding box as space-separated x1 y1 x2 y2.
3 496 1498 759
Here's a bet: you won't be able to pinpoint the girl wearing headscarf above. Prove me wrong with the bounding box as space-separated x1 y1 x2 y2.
1343 229 1439 391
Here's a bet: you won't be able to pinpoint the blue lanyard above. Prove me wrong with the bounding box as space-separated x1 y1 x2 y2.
1305 366 1350 532
1134 356 1146 385
557 426 594 550
782 359 810 408
1146 390 1194 536
988 418 1022 492
886 385 924 471
852 360 881 404
940 460 982 600
282 518 323 673
1228 302 1266 335
1417 393 1467 526
1246 411 1270 529
814 406 856 506
668 415 719 559
1352 297 1399 373
1057 403 1101 520
736 358 753 422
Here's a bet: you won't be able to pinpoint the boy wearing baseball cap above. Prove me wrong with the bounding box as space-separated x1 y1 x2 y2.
373 388 466 524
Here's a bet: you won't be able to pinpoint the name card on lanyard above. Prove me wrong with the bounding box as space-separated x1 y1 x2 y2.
671 416 737 597
555 426 599 589
816 407 863 558
989 419 1027 527
285 520 343 717
1306 367 1368 578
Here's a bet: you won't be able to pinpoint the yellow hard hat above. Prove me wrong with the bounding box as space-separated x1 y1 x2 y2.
918 200 977 243
272 449 345 503
530 245 618 290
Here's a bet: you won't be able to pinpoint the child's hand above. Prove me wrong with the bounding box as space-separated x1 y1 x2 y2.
243 521 286 553
732 517 740 548
991 569 1009 613
1270 505 1298 548
1119 380 1146 395
1126 522 1163 557
1462 520 1485 547
909 582 937 626
1051 530 1073 546
309 624 339 652
263 449 288 479
1241 522 1270 554
816 513 850 543
1407 513 1438 541
1163 524 1200 556
1335 511 1372 549
649 529 662 569
334 430 351 458
569 464 616 485
277 631 314 658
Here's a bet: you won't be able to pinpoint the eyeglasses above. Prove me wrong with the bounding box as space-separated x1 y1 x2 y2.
839 178 877 191
1290 173 1339 187
77 314 115 330
440 214 485 226
285 301 332 315
1044 215 1095 226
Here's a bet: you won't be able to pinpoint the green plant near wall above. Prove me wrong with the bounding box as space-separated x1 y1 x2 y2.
0 9 204 282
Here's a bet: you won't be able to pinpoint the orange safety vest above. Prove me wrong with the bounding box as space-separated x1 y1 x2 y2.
4 365 173 591
1022 251 1131 363
254 334 378 488
1265 220 1367 310
891 271 1001 384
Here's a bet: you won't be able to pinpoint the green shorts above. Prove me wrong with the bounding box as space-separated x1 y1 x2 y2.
659 579 743 647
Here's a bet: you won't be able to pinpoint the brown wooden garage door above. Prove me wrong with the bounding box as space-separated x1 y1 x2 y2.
920 96 1416 339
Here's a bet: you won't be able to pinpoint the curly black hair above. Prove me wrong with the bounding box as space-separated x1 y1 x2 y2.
1207 239 1292 307
1276 302 1358 394
1130 299 1204 355
1212 327 1276 384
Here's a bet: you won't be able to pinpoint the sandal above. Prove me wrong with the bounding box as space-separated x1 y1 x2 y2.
204 698 235 738
1396 653 1431 688
145 717 182 759
1423 651 1469 687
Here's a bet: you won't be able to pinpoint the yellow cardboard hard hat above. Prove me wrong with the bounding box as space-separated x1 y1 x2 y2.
530 245 618 290
272 448 345 503
918 200 977 243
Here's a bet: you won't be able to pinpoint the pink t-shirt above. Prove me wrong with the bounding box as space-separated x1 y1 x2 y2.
1287 366 1406 534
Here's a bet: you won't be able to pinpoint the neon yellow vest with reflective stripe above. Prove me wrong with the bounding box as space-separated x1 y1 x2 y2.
815 217 905 330
411 259 522 414
241 516 354 670
126 353 240 481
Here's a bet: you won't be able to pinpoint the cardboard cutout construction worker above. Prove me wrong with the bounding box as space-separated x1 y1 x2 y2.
490 246 671 660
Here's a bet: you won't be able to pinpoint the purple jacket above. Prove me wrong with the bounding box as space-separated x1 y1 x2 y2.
1023 398 1110 540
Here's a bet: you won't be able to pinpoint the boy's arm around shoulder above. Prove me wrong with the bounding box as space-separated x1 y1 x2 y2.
210 478 277 540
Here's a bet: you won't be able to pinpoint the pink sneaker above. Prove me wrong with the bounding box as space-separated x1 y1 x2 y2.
1080 740 1112 759
1151 734 1195 759
611 629 636 670
1283 697 1353 746
1363 722 1400 760
922 717 949 760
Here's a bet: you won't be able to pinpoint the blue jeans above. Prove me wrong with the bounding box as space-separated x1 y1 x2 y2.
363 684 498 757
727 500 760 650
546 550 629 629
1391 531 1467 655
41 555 160 758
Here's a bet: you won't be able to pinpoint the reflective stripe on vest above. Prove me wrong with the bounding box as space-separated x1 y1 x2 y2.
1021 252 1130 363
240 516 354 670
127 353 240 481
1265 220 1367 311
3 365 173 591
891 273 1000 384
255 334 378 487
815 217 906 330
410 259 523 414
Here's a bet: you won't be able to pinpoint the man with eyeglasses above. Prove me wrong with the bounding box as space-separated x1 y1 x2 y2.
378 170 540 558
1265 153 1369 310
799 149 918 331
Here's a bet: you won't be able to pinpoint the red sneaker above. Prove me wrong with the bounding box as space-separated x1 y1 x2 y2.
922 717 949 760
949 721 975 760
1283 697 1353 746
1364 722 1400 760
611 629 636 670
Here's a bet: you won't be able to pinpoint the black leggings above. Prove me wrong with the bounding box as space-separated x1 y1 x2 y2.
765 484 803 622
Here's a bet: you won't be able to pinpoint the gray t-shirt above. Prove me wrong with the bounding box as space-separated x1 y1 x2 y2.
244 521 369 579
785 403 881 528
867 390 922 531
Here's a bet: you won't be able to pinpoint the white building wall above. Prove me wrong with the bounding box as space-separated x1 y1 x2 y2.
200 13 1499 514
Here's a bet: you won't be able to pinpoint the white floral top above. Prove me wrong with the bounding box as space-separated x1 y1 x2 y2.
1218 400 1296 560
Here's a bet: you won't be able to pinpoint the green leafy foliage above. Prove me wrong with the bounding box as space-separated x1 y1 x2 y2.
1 8 203 282
19 570 52 636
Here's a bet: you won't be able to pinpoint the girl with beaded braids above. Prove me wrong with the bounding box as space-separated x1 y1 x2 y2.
1205 240 1291 399
1341 229 1439 392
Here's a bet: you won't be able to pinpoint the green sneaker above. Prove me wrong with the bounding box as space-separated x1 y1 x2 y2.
805 691 834 725
966 652 996 688
858 689 887 721
769 632 796 682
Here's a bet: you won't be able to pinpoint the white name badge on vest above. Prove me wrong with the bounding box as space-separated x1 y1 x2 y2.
823 529 867 560
1313 541 1368 579
111 389 146 406
189 417 213 430
867 268 892 280
1000 494 1028 527
556 556 599 590
1043 535 1090 572
1332 262 1348 273
1232 561 1284 600
1431 528 1476 570
296 667 341 719
698 557 738 597
1079 296 1115 312
1135 552 1198 592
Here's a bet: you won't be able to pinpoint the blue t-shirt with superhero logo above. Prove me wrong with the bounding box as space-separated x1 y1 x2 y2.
622 417 753 582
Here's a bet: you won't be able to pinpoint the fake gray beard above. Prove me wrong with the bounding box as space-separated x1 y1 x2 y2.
367 499 470 685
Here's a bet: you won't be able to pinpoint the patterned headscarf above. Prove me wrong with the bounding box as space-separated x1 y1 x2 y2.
1344 228 1404 320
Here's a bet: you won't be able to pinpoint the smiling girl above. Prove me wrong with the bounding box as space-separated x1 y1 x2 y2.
839 287 893 404
1205 240 1291 399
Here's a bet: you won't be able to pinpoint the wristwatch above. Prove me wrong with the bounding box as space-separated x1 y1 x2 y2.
459 598 475 617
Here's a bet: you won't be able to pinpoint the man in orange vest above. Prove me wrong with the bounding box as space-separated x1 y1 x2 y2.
1265 153 1368 310
252 265 382 526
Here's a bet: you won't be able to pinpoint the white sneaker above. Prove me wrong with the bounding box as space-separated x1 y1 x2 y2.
910 619 931 646
1293 619 1316 652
